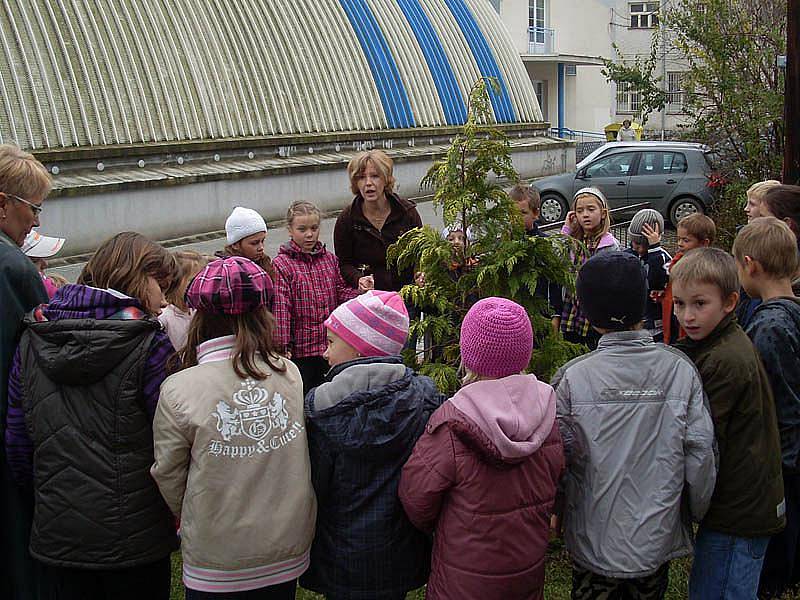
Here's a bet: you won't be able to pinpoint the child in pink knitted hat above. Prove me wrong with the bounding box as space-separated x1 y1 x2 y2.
399 297 565 600
301 290 445 600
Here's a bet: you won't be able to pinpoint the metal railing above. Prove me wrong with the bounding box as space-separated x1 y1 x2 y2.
528 27 555 54
549 127 607 143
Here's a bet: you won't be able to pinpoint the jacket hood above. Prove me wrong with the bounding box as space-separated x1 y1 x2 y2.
753 296 800 324
278 240 325 260
43 284 145 321
450 374 556 463
28 284 159 385
305 356 439 457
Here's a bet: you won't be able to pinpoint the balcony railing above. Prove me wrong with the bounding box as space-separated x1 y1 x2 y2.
528 27 555 54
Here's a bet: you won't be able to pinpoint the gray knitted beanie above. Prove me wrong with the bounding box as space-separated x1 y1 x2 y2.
628 209 664 245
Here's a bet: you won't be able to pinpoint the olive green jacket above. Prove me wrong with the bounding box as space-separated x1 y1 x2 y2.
675 313 785 537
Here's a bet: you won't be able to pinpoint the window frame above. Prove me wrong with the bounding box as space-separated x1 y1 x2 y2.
629 2 660 29
667 71 687 114
616 81 641 115
635 151 688 176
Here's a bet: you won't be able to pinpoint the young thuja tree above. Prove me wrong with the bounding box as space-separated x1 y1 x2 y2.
387 79 583 394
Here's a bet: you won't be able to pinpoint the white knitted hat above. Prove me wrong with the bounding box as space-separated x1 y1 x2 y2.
225 207 267 245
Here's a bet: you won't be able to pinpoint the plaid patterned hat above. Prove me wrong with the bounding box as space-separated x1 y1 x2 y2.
185 256 273 315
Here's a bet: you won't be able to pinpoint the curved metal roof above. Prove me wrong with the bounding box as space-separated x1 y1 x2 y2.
0 0 542 151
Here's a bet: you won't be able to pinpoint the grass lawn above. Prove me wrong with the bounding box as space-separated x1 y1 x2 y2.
169 541 800 599
168 540 690 600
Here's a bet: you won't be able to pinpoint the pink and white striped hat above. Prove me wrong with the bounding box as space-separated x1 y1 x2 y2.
324 290 409 357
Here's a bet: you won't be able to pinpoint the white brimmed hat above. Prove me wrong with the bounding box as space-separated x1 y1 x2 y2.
22 230 65 258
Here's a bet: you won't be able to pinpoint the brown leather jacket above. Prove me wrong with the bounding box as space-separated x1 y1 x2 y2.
334 193 422 292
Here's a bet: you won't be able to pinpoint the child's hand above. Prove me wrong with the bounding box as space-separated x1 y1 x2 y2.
642 222 661 246
566 211 577 227
358 275 374 293
414 271 426 287
650 290 665 302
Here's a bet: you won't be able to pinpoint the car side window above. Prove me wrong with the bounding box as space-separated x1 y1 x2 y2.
585 153 636 178
637 152 688 175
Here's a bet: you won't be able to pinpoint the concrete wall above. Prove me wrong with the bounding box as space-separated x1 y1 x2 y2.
44 144 575 256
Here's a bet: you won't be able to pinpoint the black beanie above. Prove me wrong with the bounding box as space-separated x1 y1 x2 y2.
576 251 647 330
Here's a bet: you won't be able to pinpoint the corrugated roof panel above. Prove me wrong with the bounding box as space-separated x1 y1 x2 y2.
0 0 543 150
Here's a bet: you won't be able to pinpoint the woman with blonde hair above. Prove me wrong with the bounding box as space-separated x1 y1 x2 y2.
0 143 51 599
334 150 422 292
5 231 179 599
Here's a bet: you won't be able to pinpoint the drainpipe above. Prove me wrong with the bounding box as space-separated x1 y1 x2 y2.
557 62 565 137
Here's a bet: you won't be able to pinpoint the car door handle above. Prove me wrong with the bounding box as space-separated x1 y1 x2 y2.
617 181 627 186
665 179 677 184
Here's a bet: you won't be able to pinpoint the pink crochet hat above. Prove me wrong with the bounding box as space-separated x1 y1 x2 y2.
324 290 409 357
460 297 533 378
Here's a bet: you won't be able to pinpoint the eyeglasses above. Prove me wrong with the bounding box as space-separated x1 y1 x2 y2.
4 192 42 217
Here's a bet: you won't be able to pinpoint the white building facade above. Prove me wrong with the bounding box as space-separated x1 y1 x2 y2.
496 0 616 137
495 0 689 138
609 0 690 135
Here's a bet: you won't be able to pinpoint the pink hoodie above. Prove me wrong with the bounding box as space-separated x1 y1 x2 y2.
400 374 565 600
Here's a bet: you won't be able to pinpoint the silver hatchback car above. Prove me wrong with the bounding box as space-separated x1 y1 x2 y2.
533 142 718 226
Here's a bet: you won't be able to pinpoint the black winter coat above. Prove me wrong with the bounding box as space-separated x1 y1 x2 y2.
301 356 444 600
18 317 178 568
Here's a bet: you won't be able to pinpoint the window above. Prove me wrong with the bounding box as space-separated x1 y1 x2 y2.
629 2 659 28
667 71 686 112
529 0 546 43
616 81 641 114
636 152 688 176
586 153 637 178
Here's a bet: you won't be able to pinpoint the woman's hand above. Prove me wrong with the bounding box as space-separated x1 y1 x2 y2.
414 271 425 287
358 275 375 293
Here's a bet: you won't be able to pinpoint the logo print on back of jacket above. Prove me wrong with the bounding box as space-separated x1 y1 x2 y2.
210 379 303 458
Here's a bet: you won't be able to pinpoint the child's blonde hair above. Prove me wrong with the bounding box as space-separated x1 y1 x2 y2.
569 187 611 240
732 217 799 280
167 250 210 310
746 179 781 202
286 201 321 225
677 213 716 244
48 273 69 289
347 150 396 196
669 247 739 299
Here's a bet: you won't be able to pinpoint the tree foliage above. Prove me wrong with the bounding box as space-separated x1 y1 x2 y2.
602 36 668 126
602 0 787 245
387 79 584 394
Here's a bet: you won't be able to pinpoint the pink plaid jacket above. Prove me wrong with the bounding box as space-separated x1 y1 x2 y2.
273 241 360 358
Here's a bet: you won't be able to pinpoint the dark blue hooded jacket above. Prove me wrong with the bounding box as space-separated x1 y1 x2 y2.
300 356 444 600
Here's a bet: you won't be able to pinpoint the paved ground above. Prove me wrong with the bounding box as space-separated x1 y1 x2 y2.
49 198 446 283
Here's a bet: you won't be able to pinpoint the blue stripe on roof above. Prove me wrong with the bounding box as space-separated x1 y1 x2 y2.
444 0 516 122
339 0 415 128
397 0 467 125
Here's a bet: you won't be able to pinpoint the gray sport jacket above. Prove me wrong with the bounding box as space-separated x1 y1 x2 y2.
552 330 717 578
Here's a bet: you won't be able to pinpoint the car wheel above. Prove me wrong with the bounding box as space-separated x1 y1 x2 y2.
669 197 703 227
540 193 568 224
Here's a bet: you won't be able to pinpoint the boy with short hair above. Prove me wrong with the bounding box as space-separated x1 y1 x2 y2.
671 248 785 599
661 213 716 343
510 182 541 235
732 217 800 597
552 252 716 600
511 183 562 332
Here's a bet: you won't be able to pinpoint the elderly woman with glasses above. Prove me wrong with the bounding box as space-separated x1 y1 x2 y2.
0 143 51 600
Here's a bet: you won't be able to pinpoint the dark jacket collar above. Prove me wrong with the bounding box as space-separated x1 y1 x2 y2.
350 193 416 228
